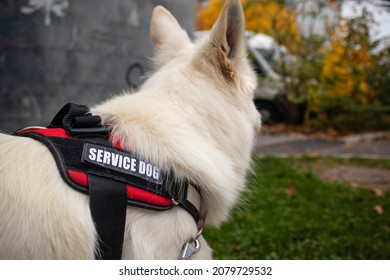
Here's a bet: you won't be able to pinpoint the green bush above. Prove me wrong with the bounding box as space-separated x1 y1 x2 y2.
310 105 390 132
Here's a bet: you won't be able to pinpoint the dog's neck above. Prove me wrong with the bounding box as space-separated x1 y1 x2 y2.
92 91 252 227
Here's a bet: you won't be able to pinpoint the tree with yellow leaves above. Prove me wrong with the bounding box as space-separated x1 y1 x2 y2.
311 8 389 131
322 9 375 106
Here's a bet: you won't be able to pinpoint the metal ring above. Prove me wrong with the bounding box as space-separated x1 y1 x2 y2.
193 238 201 250
171 198 180 205
196 228 203 239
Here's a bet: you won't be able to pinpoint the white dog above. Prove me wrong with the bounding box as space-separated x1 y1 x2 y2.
0 0 260 259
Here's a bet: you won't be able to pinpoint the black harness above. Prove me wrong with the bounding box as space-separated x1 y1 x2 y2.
15 103 206 259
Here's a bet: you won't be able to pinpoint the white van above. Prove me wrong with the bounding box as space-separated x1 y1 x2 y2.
246 32 295 123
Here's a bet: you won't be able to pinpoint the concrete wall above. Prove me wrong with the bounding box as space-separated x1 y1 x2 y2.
0 0 195 132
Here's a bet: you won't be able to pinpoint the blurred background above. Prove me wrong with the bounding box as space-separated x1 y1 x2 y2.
1 0 389 134
197 0 390 133
0 0 195 132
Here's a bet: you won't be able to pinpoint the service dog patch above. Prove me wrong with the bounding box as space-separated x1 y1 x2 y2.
82 143 162 184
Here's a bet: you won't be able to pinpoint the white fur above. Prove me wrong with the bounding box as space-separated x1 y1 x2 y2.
0 0 260 259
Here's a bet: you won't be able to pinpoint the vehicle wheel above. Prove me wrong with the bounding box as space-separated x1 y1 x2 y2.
254 100 279 124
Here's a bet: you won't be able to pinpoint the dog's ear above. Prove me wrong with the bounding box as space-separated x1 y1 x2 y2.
150 6 191 68
194 0 246 83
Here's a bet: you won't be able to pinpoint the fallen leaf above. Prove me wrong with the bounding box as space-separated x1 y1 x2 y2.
284 185 298 196
305 152 319 158
246 212 254 219
373 188 385 197
374 205 384 215
350 182 359 189
343 142 354 148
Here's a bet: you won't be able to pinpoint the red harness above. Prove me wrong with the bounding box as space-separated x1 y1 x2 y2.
15 103 206 260
17 127 173 208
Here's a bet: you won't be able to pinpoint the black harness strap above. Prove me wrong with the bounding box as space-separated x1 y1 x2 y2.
172 182 200 222
88 174 128 260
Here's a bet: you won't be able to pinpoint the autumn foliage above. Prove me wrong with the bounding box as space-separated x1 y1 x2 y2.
196 0 390 131
321 11 375 106
196 0 299 50
314 9 389 131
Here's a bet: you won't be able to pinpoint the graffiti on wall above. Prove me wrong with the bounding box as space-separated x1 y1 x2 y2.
21 0 69 25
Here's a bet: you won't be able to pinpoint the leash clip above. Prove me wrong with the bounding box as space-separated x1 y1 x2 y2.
179 238 201 260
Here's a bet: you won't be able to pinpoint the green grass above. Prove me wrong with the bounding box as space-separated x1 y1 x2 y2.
204 156 390 259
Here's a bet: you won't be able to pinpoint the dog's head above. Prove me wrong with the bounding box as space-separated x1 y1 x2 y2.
149 0 258 102
143 0 261 225
147 0 260 151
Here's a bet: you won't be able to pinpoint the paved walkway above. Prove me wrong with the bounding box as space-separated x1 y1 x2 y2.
255 131 390 159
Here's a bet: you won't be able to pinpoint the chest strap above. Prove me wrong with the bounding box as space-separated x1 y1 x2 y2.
89 174 127 260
